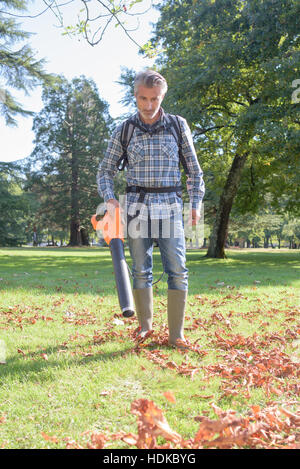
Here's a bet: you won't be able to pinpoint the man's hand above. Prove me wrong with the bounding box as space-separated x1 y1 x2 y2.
106 198 120 219
189 208 201 226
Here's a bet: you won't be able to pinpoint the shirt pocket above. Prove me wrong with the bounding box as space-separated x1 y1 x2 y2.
161 137 179 166
127 141 145 166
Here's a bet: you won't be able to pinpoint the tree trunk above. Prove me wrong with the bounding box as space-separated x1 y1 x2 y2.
80 227 90 246
69 220 82 246
206 151 249 258
69 149 82 246
64 103 82 247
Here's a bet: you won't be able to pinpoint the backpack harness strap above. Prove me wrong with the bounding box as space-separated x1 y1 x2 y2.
117 113 190 175
117 113 189 203
165 114 190 175
117 118 136 171
126 185 183 204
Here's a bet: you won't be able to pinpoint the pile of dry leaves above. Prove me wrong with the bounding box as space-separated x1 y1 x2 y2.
61 397 299 449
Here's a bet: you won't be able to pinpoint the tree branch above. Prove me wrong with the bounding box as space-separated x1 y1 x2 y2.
193 124 235 136
0 0 75 19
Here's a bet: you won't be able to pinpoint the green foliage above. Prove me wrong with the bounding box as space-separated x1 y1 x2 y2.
25 76 112 243
0 0 54 125
0 162 29 245
227 208 300 248
149 0 300 216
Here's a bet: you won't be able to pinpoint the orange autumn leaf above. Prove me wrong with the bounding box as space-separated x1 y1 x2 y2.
87 432 107 449
41 432 58 444
163 391 176 404
122 433 138 446
251 405 261 416
131 399 182 448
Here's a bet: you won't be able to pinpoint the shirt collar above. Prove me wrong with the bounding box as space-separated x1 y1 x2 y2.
134 108 168 132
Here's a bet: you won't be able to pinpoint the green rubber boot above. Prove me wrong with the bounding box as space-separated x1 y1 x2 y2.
133 288 153 340
167 289 187 347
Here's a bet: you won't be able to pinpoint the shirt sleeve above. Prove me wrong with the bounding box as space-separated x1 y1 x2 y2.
97 126 122 202
178 117 205 210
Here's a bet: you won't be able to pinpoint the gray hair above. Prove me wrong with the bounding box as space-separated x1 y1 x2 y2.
134 69 168 95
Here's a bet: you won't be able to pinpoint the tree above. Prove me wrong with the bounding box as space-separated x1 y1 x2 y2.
26 76 112 246
0 161 29 245
149 0 300 258
282 218 300 249
0 0 53 125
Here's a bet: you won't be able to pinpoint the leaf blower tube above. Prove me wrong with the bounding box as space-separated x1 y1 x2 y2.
91 208 135 318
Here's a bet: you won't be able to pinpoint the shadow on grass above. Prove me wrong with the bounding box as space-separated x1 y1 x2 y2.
0 247 299 297
186 250 300 294
0 340 140 383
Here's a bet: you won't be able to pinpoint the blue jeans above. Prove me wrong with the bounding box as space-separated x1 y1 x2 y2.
127 214 188 291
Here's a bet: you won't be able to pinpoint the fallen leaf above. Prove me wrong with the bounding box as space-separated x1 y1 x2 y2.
163 391 176 404
99 391 111 397
41 432 58 444
87 432 107 449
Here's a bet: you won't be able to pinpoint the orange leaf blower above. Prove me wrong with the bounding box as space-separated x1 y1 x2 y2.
91 208 135 318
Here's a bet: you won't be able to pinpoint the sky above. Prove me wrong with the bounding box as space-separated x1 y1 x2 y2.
0 0 160 162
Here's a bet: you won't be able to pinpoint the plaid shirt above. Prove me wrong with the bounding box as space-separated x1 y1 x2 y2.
97 108 205 220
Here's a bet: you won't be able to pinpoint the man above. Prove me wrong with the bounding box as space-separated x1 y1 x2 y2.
97 69 205 347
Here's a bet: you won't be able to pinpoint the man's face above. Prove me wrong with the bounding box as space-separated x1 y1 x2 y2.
135 85 165 125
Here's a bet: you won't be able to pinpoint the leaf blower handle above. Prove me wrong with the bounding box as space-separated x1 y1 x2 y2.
106 198 120 218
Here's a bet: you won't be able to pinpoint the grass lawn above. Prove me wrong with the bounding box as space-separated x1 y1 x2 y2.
0 247 299 449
